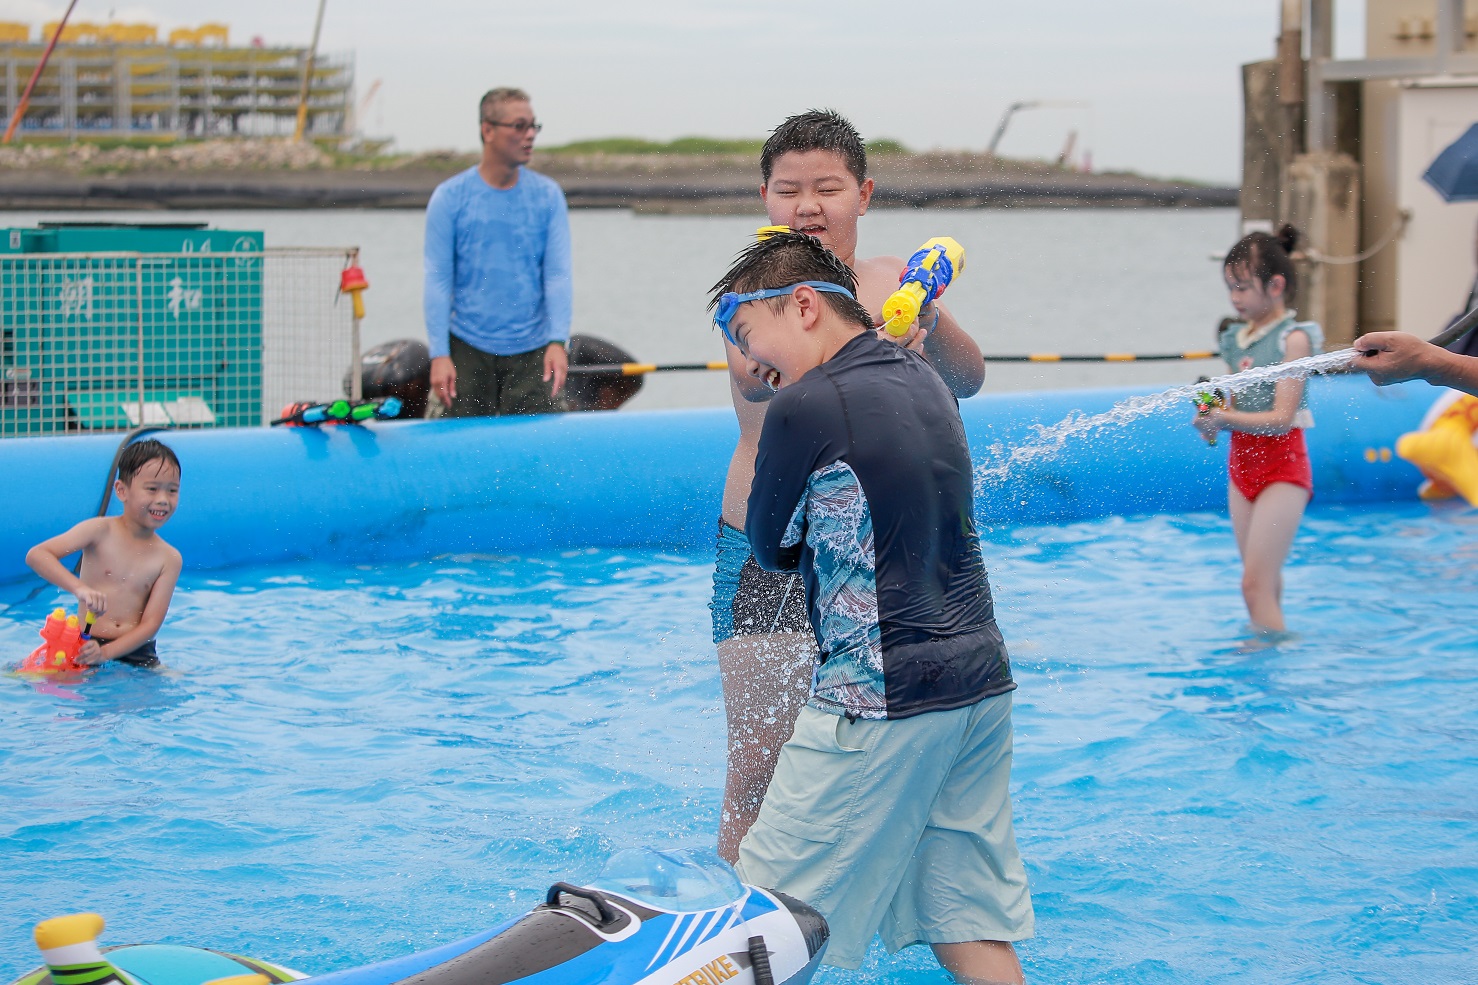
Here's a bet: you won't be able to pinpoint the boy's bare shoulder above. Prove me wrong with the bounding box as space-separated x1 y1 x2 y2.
145 532 182 570
855 254 907 316
856 254 905 280
72 515 116 539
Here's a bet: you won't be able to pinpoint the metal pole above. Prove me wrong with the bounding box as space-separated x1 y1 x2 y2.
293 0 328 142
2 0 80 144
348 248 362 402
1435 0 1464 74
1305 0 1335 153
136 256 146 428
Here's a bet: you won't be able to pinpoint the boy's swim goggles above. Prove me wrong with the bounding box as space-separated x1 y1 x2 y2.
713 281 856 351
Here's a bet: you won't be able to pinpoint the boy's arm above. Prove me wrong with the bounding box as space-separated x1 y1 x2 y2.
920 302 985 398
745 384 841 572
80 548 180 666
866 254 984 398
25 518 110 615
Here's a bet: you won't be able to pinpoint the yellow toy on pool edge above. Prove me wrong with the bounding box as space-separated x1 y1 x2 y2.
1396 393 1478 506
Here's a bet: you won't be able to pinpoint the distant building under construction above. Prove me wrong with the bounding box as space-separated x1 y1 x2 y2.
0 21 352 141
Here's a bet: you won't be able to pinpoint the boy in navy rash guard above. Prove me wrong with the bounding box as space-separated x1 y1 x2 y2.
709 233 1032 983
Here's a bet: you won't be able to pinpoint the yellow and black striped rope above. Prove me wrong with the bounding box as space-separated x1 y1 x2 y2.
567 352 1218 376
985 351 1217 363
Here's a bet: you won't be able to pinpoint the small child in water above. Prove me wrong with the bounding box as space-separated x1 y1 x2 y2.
25 439 183 667
1193 226 1322 634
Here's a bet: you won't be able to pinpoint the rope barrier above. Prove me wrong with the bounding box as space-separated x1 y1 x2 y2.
568 352 1221 376
567 360 729 376
982 351 1217 363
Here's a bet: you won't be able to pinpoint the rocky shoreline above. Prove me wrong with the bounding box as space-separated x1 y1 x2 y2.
0 141 1235 211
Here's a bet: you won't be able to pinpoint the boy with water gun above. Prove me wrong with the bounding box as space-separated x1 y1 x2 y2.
712 232 1031 984
713 109 986 870
24 440 183 668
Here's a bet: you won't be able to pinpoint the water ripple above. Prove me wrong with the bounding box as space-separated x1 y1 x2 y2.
2 509 1474 984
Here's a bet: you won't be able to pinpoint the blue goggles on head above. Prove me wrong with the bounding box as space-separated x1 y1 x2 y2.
713 281 856 350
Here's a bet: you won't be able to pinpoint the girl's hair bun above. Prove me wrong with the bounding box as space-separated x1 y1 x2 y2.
1276 224 1300 255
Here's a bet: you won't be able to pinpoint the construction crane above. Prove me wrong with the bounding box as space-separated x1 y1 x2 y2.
986 100 1090 158
356 79 382 130
293 0 328 142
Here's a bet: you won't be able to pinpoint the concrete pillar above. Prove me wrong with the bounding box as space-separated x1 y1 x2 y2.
116 58 130 133
60 57 75 136
1242 59 1303 231
1282 152 1362 348
1305 0 1336 153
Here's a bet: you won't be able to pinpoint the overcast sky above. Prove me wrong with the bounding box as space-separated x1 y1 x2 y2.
1 1 1370 183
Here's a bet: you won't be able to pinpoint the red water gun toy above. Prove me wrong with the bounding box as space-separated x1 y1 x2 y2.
18 608 94 674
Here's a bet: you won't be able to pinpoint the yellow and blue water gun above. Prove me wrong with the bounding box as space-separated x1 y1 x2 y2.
881 237 965 336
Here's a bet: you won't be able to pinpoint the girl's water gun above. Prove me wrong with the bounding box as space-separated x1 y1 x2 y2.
272 397 402 427
19 607 93 673
881 237 966 336
1193 379 1227 446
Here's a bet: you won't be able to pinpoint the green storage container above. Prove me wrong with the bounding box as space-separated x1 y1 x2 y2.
1 223 264 436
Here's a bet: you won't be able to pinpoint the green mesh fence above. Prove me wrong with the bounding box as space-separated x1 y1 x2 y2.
2 247 357 436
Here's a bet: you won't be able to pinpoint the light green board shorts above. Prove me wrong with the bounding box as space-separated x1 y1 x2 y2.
735 691 1033 970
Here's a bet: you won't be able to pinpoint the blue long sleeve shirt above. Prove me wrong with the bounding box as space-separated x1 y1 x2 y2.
423 166 573 359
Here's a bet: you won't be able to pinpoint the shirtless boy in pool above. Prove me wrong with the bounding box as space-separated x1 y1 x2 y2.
26 439 183 668
713 110 986 861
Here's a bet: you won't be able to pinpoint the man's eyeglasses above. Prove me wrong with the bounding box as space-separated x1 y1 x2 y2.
712 281 856 351
483 119 543 135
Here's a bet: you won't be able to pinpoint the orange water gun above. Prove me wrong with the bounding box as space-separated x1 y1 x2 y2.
19 608 93 673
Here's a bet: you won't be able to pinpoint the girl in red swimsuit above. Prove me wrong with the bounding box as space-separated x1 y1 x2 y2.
1193 226 1321 635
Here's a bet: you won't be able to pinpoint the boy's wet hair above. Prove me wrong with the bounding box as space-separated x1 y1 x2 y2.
1225 224 1300 305
709 231 874 330
117 439 180 484
761 109 867 185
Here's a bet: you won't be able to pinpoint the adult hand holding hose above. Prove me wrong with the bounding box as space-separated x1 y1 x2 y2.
1355 304 1478 396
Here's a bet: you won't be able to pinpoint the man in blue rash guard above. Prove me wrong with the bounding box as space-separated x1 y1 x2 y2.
424 87 572 417
712 232 1032 984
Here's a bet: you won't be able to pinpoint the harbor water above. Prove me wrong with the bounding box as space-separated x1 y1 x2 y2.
2 206 1245 409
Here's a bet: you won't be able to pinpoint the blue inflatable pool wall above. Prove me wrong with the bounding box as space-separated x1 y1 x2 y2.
0 376 1436 584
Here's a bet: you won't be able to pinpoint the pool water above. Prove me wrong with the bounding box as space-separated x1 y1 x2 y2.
2 504 1475 985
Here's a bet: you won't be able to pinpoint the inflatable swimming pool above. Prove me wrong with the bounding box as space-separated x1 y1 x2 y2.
0 376 1433 585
